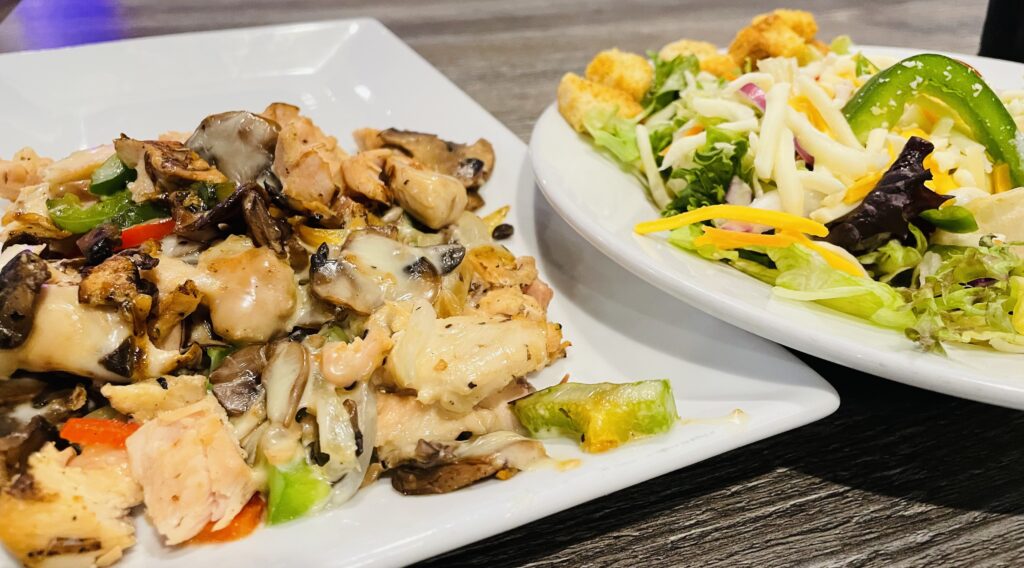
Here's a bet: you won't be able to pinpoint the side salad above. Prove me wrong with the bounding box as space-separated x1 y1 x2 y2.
558 8 1024 354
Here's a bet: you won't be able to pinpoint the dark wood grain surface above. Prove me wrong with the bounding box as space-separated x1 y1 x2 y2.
2 1 1021 566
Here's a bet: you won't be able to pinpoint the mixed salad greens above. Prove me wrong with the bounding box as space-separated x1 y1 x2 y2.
559 8 1024 353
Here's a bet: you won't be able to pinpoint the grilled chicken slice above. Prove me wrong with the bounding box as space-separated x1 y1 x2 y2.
147 236 298 344
0 445 143 567
375 392 524 467
383 156 467 230
125 396 257 545
385 301 549 413
101 375 208 422
0 148 52 201
261 102 347 212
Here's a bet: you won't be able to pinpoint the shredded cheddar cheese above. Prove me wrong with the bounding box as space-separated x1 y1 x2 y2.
923 154 957 194
789 96 829 134
790 233 865 276
842 171 883 204
694 227 798 250
635 204 829 237
692 227 864 277
993 163 1012 193
899 128 930 141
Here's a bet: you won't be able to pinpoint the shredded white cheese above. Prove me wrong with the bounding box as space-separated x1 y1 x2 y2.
754 82 791 180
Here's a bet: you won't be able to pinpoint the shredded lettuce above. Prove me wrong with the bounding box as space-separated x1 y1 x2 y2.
906 241 1024 352
663 127 752 216
769 245 916 329
829 35 852 55
582 107 641 166
858 224 926 283
642 53 700 114
668 225 779 284
648 117 688 158
854 52 879 77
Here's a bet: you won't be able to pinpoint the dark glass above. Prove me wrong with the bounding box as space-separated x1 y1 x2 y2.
980 0 1024 62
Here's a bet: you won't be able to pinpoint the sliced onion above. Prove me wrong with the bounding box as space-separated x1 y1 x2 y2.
738 83 767 112
725 177 753 206
327 383 377 507
794 138 815 168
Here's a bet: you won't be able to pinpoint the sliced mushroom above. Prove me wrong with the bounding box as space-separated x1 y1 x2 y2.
241 186 306 268
186 111 280 185
263 340 309 426
361 129 495 190
209 344 268 416
0 377 47 407
0 416 57 481
78 252 158 332
0 250 49 349
76 224 121 266
390 432 545 495
384 156 467 230
391 456 501 495
149 280 202 343
309 230 465 314
77 254 155 309
0 379 89 483
113 136 229 202
168 182 248 242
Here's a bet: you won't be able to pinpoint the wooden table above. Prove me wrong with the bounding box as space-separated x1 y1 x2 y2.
2 0 1020 565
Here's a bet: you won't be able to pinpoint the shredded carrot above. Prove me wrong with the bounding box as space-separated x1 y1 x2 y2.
993 163 1012 193
635 204 828 237
59 418 139 448
687 226 865 277
190 495 265 544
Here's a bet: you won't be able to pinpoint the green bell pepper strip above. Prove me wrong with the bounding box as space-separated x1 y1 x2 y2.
842 53 1024 186
206 345 235 373
89 154 137 196
266 459 331 525
920 206 979 233
510 380 678 453
47 190 168 234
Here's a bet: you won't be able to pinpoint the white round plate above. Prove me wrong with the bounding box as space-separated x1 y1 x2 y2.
531 47 1024 409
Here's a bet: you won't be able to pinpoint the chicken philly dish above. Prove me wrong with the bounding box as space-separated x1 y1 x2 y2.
0 103 586 566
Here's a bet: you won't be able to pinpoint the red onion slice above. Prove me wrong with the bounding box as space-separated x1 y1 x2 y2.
794 138 815 167
738 83 767 111
725 177 753 206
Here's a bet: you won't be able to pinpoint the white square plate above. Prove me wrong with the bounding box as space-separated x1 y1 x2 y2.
0 20 838 567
